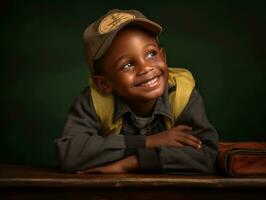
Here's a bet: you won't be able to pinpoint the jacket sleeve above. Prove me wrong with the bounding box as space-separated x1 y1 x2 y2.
160 89 219 174
136 89 219 174
54 87 145 173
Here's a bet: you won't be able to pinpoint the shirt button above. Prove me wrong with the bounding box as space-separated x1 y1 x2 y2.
139 129 147 135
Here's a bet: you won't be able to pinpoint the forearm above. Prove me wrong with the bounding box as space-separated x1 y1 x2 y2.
55 128 147 172
55 132 126 172
156 89 219 174
145 126 202 150
159 141 218 174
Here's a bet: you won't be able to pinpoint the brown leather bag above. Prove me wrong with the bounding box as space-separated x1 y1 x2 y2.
217 142 266 177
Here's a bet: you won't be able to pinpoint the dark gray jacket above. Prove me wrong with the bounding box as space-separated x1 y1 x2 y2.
55 86 219 174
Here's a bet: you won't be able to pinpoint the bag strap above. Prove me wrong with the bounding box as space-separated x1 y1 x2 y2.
164 68 195 129
89 79 122 135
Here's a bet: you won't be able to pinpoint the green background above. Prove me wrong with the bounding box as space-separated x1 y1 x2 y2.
1 0 265 166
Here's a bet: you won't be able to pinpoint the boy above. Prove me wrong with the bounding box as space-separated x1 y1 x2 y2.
55 9 219 174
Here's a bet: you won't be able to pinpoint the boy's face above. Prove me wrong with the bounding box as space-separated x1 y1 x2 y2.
93 27 168 103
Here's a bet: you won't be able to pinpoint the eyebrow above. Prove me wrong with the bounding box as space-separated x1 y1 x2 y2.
143 43 157 49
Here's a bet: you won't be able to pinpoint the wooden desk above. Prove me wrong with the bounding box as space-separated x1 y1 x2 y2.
0 164 266 200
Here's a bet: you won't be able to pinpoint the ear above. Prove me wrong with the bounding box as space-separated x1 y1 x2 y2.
160 48 167 63
92 76 113 95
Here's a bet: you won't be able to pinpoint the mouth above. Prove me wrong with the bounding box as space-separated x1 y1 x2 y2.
135 75 161 88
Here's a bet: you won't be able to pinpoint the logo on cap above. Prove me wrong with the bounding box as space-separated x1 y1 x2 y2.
98 12 136 34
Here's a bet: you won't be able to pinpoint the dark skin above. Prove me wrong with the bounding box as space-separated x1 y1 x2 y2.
78 27 202 174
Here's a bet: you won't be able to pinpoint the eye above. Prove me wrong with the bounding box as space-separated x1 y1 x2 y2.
122 62 133 70
147 51 157 58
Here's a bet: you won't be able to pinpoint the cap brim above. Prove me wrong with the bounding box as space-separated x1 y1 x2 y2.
95 18 162 60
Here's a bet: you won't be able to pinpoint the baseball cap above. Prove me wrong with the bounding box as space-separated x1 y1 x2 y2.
83 9 162 75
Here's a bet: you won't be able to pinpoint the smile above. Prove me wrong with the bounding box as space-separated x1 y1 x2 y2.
139 76 159 88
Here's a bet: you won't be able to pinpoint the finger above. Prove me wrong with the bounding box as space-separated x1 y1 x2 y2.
77 167 100 174
174 125 193 131
174 134 202 149
173 142 185 148
182 133 202 146
173 129 202 145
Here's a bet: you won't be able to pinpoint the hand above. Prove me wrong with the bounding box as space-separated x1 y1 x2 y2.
77 155 138 174
146 125 202 149
77 163 125 174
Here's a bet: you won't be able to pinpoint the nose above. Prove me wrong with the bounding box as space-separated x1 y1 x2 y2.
137 60 153 76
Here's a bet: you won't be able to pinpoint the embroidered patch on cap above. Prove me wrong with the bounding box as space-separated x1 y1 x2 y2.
98 12 136 34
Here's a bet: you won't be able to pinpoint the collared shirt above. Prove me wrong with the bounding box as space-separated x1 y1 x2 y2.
55 86 219 174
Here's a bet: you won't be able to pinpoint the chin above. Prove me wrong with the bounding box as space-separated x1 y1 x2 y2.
139 86 165 101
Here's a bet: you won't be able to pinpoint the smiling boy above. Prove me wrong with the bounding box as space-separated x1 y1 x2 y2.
55 9 219 174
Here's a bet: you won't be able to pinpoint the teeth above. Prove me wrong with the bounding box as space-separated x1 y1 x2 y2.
141 77 158 87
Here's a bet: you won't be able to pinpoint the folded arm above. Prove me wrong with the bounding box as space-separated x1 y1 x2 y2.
55 88 218 174
55 88 144 172
135 89 219 174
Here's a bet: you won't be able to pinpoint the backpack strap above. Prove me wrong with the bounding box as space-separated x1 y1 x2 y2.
89 67 195 135
164 68 195 129
89 79 122 136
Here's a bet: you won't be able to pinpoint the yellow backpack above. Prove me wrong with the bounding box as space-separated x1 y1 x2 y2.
89 68 195 136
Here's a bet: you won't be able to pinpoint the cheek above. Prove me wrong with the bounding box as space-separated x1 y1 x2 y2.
151 55 167 68
111 73 136 96
111 73 135 88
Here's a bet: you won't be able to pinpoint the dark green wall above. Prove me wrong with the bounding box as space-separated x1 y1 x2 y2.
1 0 265 166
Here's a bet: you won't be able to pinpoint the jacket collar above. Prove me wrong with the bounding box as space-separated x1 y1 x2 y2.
112 86 172 123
